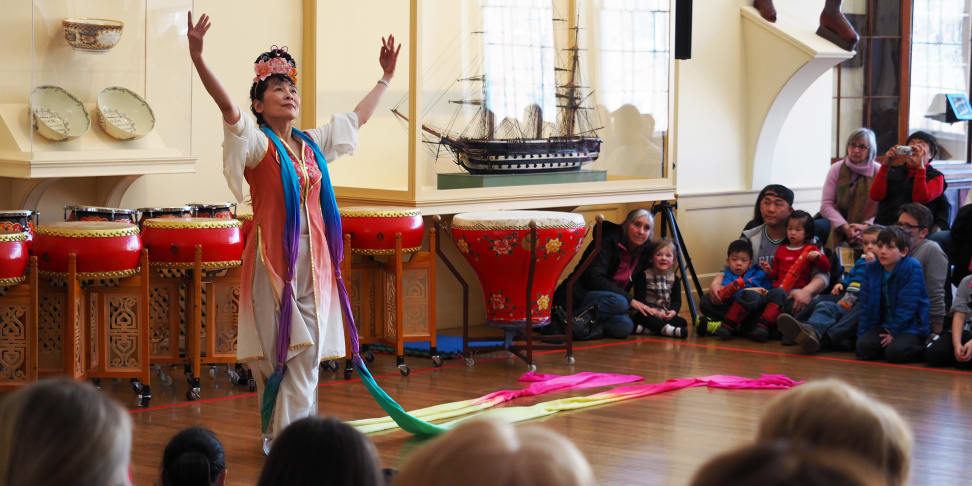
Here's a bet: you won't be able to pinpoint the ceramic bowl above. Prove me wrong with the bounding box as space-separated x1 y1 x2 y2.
62 18 124 52
97 87 155 140
29 86 90 142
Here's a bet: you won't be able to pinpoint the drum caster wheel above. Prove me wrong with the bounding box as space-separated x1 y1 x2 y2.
431 355 443 367
343 370 353 380
566 355 575 365
209 366 217 378
398 364 411 376
465 357 475 367
227 369 240 382
90 378 102 390
136 385 152 408
321 360 339 372
186 389 201 401
130 378 142 394
247 378 257 392
527 363 537 372
160 373 173 386
343 359 354 380
364 350 375 363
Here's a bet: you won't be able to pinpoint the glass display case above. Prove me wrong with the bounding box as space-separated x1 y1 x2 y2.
0 0 195 178
318 0 675 213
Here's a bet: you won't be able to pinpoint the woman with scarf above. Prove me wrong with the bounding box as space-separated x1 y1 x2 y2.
187 12 400 453
818 128 881 248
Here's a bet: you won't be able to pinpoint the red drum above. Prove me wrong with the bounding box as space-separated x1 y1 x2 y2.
0 231 28 287
189 202 236 219
237 213 253 244
0 210 37 251
34 222 142 279
142 218 243 270
339 206 423 255
136 206 193 227
64 205 136 224
451 211 586 328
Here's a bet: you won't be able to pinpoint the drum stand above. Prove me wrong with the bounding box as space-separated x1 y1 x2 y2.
37 251 153 407
339 223 441 378
651 202 704 324
0 258 38 392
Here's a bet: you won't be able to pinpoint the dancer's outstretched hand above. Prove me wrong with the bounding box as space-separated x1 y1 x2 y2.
188 11 212 59
379 34 402 77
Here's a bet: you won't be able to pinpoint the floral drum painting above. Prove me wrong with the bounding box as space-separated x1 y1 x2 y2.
451 210 586 329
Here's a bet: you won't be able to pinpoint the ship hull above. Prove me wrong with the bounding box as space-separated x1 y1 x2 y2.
443 137 601 175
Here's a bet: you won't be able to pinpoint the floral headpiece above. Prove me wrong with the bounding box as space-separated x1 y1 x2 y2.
253 45 298 83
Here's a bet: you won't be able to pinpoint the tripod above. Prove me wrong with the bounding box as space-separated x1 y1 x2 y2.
651 201 704 324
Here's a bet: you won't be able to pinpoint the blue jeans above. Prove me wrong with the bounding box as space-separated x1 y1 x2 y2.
806 300 861 343
580 290 633 338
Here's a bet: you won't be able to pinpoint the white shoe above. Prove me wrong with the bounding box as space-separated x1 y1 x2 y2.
262 435 272 456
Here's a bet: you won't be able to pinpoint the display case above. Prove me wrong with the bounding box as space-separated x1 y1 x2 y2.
0 0 195 180
315 0 676 214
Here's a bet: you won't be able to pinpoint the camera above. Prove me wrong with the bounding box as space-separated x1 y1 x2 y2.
894 145 913 156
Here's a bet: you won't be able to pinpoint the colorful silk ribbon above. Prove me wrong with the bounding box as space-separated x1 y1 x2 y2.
350 373 803 434
260 126 444 435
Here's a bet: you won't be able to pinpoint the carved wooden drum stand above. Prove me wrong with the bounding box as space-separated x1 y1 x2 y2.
142 218 244 401
450 210 586 370
34 221 153 406
0 231 38 391
339 207 439 378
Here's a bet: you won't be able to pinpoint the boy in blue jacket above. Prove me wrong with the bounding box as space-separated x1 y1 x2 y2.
778 224 883 354
855 226 930 363
698 239 773 335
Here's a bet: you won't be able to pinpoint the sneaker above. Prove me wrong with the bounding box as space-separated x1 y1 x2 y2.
714 324 733 341
695 316 709 337
634 324 647 335
793 321 821 354
675 325 689 339
749 324 769 343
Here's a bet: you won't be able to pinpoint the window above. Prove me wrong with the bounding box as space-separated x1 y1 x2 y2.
481 0 556 126
597 0 670 131
909 0 970 161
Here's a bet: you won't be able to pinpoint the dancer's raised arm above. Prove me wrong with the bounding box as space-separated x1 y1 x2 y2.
353 34 401 126
188 11 240 125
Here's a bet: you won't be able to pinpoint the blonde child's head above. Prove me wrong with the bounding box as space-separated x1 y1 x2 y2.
860 224 883 257
756 379 912 486
393 418 595 486
649 238 677 274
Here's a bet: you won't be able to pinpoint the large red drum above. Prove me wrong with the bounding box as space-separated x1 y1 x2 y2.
137 206 193 227
339 206 423 255
142 218 243 270
451 211 586 328
0 231 28 287
64 205 137 224
189 202 236 219
0 210 37 252
34 222 142 279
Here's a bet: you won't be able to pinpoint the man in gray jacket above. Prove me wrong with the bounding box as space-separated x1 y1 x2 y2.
897 203 948 334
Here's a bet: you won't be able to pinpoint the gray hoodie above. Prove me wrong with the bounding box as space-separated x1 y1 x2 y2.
909 238 948 328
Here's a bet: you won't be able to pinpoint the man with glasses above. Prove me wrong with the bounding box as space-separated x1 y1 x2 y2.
896 203 948 334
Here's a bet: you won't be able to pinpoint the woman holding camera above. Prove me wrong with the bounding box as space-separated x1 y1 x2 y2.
870 130 949 231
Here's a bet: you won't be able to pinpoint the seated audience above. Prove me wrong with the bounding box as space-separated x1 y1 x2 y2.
756 379 912 486
552 208 654 339
0 378 133 486
871 130 950 231
778 225 882 353
698 239 772 336
393 418 595 486
819 127 882 248
925 273 972 368
161 427 226 486
740 185 830 317
855 226 930 363
896 203 948 334
690 441 886 486
256 416 383 486
632 239 689 338
718 210 830 342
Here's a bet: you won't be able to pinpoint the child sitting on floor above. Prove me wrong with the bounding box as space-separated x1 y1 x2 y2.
925 271 972 368
698 239 772 336
633 239 689 338
715 210 831 342
855 226 929 363
778 225 883 354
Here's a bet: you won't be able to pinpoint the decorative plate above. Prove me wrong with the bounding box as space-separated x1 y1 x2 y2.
97 87 156 140
29 86 90 142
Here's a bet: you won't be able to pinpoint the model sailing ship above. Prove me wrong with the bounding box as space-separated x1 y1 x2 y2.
392 22 601 175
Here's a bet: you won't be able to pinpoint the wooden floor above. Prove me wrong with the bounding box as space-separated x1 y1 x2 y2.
94 331 972 486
